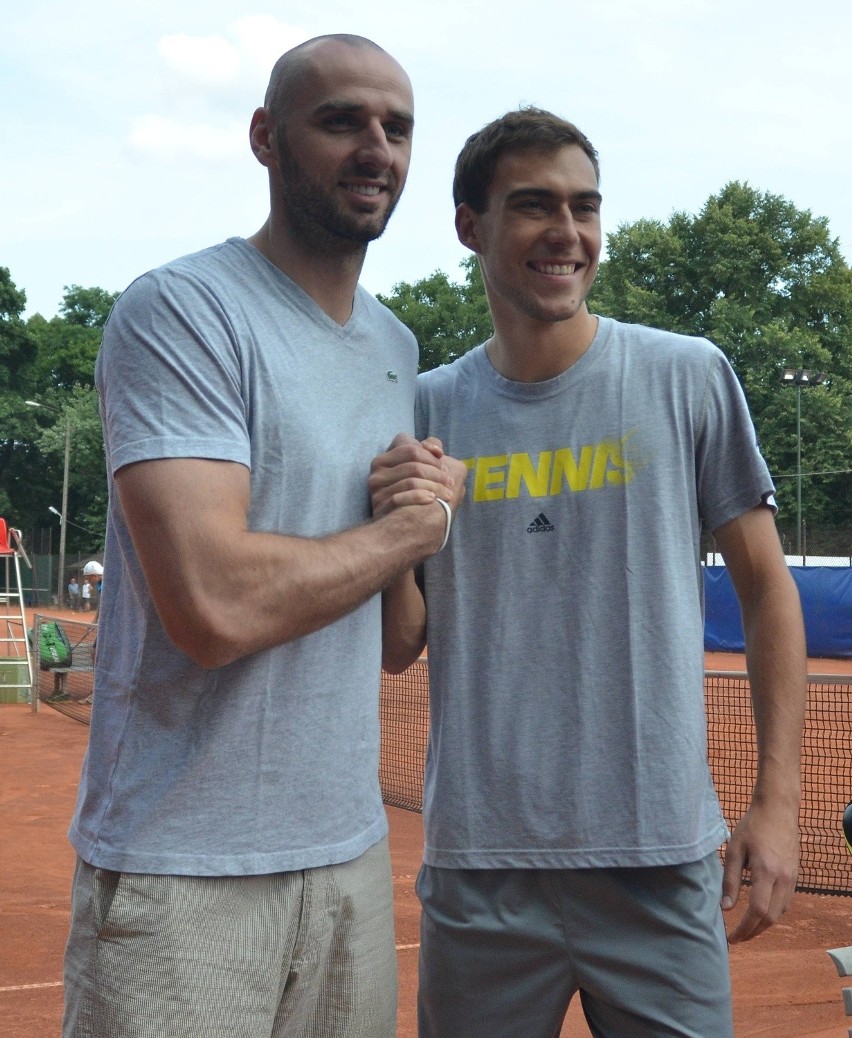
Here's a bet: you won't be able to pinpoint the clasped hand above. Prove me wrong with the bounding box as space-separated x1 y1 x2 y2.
369 433 467 518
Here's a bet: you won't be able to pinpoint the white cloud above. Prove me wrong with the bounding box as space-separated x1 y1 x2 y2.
231 16 310 84
157 32 242 85
128 114 245 161
155 19 310 96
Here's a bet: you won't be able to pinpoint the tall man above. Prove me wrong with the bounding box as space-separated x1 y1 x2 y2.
63 35 465 1038
371 108 806 1037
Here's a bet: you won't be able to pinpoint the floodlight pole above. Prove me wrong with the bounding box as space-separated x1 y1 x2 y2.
779 369 826 558
795 382 802 556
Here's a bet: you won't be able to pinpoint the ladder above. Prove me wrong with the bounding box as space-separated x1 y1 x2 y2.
0 518 33 703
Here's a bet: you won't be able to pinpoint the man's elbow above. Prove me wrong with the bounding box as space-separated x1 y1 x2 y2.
381 642 425 675
159 602 246 670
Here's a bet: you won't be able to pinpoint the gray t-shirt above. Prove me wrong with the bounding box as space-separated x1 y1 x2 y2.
416 316 774 869
69 238 417 874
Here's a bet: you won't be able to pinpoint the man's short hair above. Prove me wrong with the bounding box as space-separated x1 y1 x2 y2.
453 107 600 213
264 34 386 123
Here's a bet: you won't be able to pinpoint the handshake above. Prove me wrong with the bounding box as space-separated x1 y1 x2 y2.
369 433 468 553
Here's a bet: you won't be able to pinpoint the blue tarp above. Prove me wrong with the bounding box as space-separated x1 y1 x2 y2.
704 566 852 659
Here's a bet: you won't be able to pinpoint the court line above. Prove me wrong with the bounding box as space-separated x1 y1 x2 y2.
0 981 63 992
1 955 423 992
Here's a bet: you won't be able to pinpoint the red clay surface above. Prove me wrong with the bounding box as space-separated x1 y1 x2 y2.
2 646 852 1037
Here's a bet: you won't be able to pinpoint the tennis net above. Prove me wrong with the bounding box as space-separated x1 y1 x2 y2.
381 661 852 897
29 619 852 897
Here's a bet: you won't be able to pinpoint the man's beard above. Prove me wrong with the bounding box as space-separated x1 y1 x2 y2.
276 130 401 254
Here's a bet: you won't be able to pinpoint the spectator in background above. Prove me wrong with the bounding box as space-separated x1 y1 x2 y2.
67 576 80 612
82 560 103 619
80 579 91 611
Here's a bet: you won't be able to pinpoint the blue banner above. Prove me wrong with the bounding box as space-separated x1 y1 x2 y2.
704 566 852 658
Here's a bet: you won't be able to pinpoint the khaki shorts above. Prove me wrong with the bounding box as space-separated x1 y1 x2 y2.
417 852 732 1038
63 838 397 1038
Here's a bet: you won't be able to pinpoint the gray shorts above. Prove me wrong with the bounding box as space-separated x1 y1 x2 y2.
417 852 732 1038
63 838 397 1038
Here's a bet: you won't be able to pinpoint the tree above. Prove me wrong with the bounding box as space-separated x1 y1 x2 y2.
0 269 39 517
0 277 110 549
378 256 491 371
26 314 103 391
0 267 36 393
592 182 852 533
60 284 119 328
24 284 118 392
27 386 107 553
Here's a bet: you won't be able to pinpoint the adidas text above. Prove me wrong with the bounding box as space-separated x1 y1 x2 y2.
527 512 555 533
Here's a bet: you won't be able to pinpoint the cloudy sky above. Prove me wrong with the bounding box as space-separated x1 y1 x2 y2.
3 0 851 320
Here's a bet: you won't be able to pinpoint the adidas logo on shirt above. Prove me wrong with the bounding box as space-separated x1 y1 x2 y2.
527 512 555 533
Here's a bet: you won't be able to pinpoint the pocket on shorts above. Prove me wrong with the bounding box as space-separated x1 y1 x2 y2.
92 868 123 934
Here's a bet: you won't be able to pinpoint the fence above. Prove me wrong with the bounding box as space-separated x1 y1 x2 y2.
702 523 852 568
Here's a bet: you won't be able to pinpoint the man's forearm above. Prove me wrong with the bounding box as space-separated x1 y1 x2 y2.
174 504 448 667
117 454 455 667
381 569 427 673
743 577 807 805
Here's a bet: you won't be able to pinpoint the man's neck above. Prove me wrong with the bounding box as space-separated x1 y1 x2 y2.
247 219 366 326
485 307 599 383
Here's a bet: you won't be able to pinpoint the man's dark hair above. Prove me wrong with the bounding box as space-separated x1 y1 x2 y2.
453 106 600 213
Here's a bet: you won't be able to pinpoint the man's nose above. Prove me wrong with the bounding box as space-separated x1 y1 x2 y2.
355 120 394 171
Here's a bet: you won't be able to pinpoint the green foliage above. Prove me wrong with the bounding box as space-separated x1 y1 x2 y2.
378 256 491 371
0 274 108 548
0 267 37 392
28 386 106 550
26 314 103 390
60 284 119 328
592 182 852 530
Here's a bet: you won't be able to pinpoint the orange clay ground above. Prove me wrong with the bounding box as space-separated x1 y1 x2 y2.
2 648 851 1037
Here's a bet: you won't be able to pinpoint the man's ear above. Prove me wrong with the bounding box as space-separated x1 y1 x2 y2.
455 203 480 253
249 108 276 168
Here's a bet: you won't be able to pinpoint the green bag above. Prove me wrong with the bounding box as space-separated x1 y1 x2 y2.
38 621 72 669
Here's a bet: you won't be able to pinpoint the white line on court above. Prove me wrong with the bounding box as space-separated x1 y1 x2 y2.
396 943 420 951
1 958 424 992
0 981 64 992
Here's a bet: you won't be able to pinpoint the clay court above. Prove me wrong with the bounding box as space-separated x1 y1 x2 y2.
2 633 852 1037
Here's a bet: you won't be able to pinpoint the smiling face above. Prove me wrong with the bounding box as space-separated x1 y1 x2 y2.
456 145 602 330
267 40 414 253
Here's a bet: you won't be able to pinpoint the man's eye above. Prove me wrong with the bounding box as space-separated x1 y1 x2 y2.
384 122 412 141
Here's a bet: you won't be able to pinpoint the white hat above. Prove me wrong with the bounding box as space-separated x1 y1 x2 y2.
82 560 104 576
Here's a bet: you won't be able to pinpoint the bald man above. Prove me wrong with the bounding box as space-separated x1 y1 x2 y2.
63 35 466 1038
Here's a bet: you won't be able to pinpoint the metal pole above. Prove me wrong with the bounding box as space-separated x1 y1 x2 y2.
795 383 802 557
57 414 70 608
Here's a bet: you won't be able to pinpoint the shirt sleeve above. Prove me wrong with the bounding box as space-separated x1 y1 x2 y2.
696 348 776 531
96 266 251 477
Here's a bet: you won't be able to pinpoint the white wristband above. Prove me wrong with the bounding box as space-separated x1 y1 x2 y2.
435 498 452 551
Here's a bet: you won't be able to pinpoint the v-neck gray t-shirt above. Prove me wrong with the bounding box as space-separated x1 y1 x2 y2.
70 238 417 874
